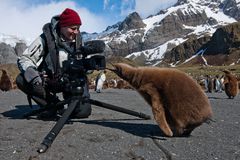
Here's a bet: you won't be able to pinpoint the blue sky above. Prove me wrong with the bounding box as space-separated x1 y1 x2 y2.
0 0 177 41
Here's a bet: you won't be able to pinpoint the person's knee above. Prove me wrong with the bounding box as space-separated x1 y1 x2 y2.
72 103 92 118
78 103 92 117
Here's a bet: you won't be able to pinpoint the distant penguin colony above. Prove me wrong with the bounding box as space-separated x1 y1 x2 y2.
222 70 239 99
109 63 213 137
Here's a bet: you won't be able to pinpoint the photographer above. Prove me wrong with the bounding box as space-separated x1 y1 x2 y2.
16 8 93 118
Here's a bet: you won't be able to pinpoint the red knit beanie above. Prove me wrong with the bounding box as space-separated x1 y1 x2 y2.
59 8 82 27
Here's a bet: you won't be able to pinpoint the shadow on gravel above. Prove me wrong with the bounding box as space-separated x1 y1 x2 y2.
1 104 39 119
76 119 167 140
208 96 229 100
208 96 225 99
1 105 167 140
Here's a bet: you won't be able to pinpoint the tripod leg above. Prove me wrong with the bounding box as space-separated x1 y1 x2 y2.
37 99 79 153
89 99 151 120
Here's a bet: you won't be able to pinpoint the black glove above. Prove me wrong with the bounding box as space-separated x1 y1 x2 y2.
24 67 46 98
32 81 46 99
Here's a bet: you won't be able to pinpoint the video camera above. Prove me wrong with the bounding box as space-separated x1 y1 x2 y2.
62 55 106 74
62 40 106 74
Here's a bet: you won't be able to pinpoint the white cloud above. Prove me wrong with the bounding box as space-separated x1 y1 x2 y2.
135 0 177 18
120 0 135 17
0 0 178 42
0 0 110 41
118 0 177 19
103 0 110 10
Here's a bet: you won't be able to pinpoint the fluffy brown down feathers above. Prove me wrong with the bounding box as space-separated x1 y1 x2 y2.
0 69 13 91
110 63 212 137
222 70 239 99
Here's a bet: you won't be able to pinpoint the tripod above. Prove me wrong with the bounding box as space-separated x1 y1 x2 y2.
24 93 151 153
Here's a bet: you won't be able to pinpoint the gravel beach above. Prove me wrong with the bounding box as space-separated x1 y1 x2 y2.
0 89 239 160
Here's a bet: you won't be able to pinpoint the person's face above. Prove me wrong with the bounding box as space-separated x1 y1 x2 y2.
60 25 80 41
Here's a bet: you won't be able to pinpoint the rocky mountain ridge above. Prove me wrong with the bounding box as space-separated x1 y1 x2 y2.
0 33 27 64
163 21 240 66
99 0 240 66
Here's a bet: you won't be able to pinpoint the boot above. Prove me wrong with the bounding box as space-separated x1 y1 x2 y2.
34 94 63 119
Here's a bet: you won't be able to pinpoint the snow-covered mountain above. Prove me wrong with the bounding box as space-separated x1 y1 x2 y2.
90 0 240 66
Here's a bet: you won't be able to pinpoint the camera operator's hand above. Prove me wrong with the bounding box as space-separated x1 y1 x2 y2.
24 67 46 99
32 80 46 99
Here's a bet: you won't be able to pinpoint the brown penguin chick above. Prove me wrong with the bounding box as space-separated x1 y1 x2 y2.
109 63 213 137
206 76 214 93
0 69 13 91
222 70 239 99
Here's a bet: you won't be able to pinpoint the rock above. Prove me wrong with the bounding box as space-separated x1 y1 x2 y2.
15 42 27 56
118 12 146 31
0 42 18 64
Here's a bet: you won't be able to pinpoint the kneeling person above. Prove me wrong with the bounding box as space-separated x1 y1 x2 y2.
16 8 92 119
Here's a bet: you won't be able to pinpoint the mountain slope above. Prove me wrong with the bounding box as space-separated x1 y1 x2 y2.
95 0 239 66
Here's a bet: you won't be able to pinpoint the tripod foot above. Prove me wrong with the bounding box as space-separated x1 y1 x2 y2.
37 144 48 153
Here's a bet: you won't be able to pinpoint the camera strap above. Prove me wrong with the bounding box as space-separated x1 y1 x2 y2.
42 23 61 78
75 33 83 51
